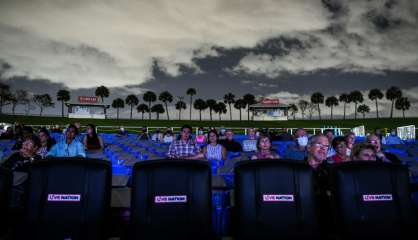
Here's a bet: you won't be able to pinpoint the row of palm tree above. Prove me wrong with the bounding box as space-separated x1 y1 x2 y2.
0 82 412 120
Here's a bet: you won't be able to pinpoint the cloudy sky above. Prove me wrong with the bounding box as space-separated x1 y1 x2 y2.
0 0 417 119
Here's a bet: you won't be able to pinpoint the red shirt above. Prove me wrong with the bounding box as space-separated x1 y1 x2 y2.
331 154 344 163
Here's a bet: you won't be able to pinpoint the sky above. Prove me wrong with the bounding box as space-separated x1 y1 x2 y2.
0 0 417 119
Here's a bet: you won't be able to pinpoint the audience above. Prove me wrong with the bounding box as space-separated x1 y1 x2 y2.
151 128 163 142
351 143 377 161
167 125 200 159
345 132 356 156
193 129 226 161
329 136 349 163
12 126 34 150
37 127 56 158
219 129 243 152
242 128 258 152
195 127 206 145
294 128 308 151
251 134 279 160
384 129 402 145
0 126 14 139
83 124 104 151
47 124 86 158
162 128 174 144
306 135 329 170
366 134 388 162
137 127 149 140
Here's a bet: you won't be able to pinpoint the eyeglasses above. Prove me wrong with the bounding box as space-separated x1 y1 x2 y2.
313 143 330 150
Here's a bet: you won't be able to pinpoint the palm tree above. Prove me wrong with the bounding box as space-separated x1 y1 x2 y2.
143 91 157 120
206 99 217 121
243 93 257 121
357 104 370 119
288 104 298 120
395 97 410 119
234 99 246 121
368 89 383 119
338 93 351 120
297 100 309 119
310 92 324 120
33 94 54 116
175 100 187 120
214 102 227 120
10 90 29 115
186 88 196 120
325 96 339 120
151 104 165 120
136 104 149 120
57 89 70 117
386 86 402 119
112 98 125 120
158 91 173 120
193 98 207 121
223 92 235 120
349 91 363 120
125 94 139 119
95 86 109 102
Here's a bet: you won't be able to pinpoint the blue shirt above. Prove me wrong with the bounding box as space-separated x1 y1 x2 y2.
47 139 86 158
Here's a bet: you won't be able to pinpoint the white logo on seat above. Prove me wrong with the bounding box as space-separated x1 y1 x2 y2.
47 194 81 202
362 194 393 202
155 195 187 203
262 194 294 202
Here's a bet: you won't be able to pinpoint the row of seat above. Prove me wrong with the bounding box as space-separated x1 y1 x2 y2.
1 158 417 240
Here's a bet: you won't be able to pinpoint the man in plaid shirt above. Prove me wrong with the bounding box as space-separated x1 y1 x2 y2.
167 125 201 159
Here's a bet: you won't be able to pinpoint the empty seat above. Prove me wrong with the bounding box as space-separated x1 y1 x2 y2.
0 167 12 236
327 161 418 240
234 159 320 240
129 159 213 240
23 158 111 240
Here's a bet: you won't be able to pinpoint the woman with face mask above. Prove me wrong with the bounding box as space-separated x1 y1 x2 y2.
195 127 206 145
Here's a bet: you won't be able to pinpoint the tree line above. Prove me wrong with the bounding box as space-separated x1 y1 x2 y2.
0 82 412 120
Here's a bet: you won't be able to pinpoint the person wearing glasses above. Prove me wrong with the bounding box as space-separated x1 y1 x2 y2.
167 125 200 159
306 135 330 170
47 124 86 158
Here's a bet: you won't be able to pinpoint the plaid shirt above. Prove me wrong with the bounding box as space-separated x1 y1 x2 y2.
167 139 200 159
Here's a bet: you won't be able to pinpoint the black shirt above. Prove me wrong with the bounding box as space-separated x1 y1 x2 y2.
219 139 243 152
1 152 41 173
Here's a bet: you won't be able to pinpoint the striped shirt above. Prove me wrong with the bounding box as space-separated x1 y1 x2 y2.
205 144 223 161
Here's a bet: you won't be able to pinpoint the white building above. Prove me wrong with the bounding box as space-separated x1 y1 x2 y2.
249 98 290 121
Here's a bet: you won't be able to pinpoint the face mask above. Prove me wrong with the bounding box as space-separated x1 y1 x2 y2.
198 130 203 135
390 131 396 136
297 136 308 146
220 129 226 134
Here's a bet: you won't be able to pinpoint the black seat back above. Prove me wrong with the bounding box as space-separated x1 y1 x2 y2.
0 167 12 236
234 159 320 240
129 159 212 240
328 161 418 239
25 158 111 240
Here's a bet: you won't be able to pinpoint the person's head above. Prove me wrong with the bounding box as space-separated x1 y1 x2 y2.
332 136 347 157
86 124 97 137
198 127 204 135
225 129 234 141
180 124 192 141
120 127 125 132
5 126 13 134
367 134 381 152
390 128 397 136
141 127 147 133
257 134 272 152
220 127 226 135
307 135 329 169
345 132 356 147
20 135 41 158
248 128 256 140
73 122 81 130
22 126 34 139
323 129 334 142
294 128 306 138
374 128 382 135
38 127 51 144
351 143 377 161
207 129 219 145
65 124 78 142
155 128 160 134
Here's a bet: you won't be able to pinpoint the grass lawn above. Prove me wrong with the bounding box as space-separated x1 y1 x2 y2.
1 114 417 134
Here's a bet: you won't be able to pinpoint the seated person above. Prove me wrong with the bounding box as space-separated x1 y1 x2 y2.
37 127 56 158
242 128 257 152
162 128 174 144
151 128 163 142
195 127 206 145
12 126 34 150
251 134 279 160
366 134 390 162
117 126 128 136
193 129 226 161
1 136 42 209
0 126 14 139
306 135 330 170
329 136 349 163
219 127 227 140
219 129 243 152
351 143 377 161
294 128 308 151
345 132 356 156
83 124 104 151
137 127 149 140
384 129 402 145
47 124 86 158
167 125 200 159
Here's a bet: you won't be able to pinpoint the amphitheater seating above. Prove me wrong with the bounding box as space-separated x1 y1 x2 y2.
23 158 112 240
327 161 418 239
129 159 213 240
234 159 320 240
0 167 12 237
